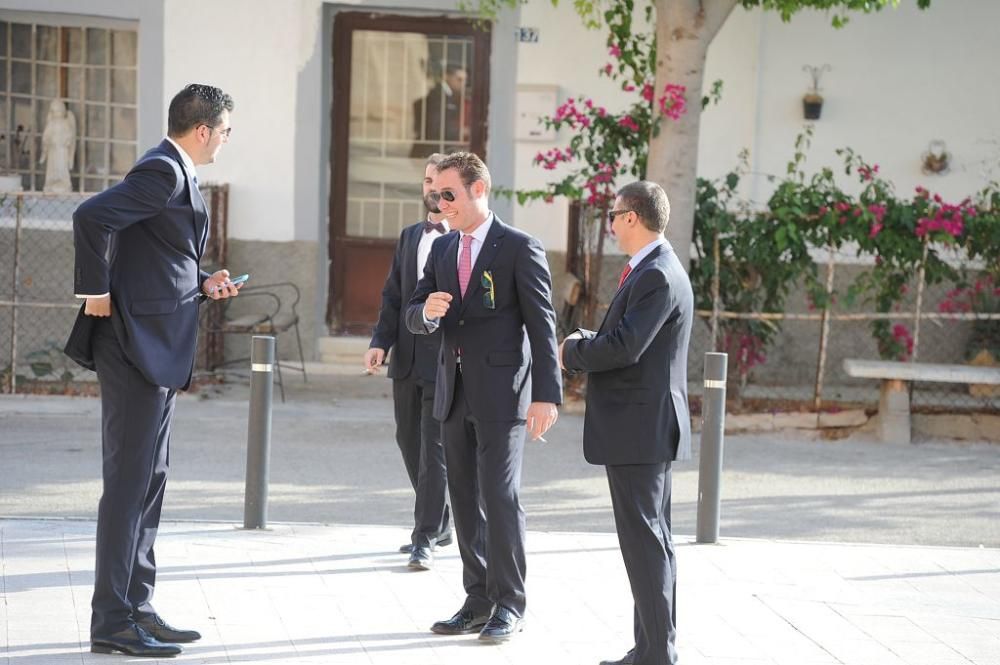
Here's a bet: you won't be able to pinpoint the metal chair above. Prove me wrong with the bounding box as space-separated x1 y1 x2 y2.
203 281 307 401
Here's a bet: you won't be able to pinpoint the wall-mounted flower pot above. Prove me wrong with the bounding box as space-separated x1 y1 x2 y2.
802 94 823 120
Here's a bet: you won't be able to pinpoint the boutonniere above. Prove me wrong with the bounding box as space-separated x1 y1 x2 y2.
481 270 496 310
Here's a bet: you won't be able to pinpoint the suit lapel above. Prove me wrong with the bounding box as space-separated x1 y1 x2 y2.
460 217 506 313
598 242 668 331
401 224 421 294
440 231 462 301
159 140 209 258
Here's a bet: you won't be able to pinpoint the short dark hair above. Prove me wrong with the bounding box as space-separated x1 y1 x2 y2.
617 181 670 233
436 152 491 195
167 84 234 137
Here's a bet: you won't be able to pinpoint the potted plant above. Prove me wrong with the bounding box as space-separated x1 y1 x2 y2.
802 65 830 120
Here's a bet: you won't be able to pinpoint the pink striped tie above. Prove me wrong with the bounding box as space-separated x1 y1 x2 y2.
458 234 473 297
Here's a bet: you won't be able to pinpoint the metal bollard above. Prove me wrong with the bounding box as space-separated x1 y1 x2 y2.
244 335 275 529
696 352 728 544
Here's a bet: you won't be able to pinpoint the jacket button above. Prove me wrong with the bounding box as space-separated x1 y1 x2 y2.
458 319 465 326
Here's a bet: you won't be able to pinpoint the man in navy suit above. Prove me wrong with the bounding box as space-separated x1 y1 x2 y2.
65 84 238 658
560 181 693 665
365 152 452 570
405 152 562 642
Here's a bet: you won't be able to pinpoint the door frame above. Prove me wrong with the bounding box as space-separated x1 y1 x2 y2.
326 11 492 332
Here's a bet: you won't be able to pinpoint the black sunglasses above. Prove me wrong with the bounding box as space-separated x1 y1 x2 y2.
607 209 634 223
427 190 457 205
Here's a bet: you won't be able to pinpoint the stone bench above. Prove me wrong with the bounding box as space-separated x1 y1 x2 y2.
843 358 1000 443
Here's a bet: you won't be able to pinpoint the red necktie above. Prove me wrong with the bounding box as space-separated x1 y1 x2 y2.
458 234 473 296
618 263 632 289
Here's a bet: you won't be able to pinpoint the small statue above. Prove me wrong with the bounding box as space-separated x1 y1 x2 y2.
40 99 76 193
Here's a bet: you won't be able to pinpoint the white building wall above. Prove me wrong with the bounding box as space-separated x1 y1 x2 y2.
162 0 314 243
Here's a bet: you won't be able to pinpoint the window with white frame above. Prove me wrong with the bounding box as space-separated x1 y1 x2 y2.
0 13 138 193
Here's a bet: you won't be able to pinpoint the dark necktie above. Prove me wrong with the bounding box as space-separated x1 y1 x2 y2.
618 263 632 289
424 220 446 234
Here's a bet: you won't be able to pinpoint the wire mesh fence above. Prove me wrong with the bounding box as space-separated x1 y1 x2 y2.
0 185 229 395
687 261 1000 414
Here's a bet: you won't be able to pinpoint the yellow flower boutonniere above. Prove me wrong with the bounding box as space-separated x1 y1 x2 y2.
481 270 496 310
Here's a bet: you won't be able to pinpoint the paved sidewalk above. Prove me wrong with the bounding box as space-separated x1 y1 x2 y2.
2 519 998 665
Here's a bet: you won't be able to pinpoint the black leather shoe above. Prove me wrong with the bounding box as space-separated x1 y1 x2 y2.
136 614 202 643
91 623 182 657
399 532 453 554
599 648 635 665
408 545 432 570
478 605 524 642
430 607 490 635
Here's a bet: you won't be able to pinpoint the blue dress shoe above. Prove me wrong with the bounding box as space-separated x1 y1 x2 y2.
399 532 453 553
136 614 202 643
408 545 433 570
478 605 524 642
91 623 182 657
430 607 491 635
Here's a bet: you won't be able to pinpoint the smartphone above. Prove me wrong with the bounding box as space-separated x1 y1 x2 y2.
230 273 250 286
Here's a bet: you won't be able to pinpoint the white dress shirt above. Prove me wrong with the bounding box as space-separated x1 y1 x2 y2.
416 215 449 283
626 236 666 273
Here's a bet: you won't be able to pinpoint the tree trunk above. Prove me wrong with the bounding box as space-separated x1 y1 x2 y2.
648 0 736 270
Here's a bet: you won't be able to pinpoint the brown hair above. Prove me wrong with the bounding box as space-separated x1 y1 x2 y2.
436 152 491 195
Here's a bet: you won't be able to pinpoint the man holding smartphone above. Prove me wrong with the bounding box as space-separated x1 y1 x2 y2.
65 84 240 658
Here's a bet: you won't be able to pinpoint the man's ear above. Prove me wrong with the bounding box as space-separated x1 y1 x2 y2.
472 179 486 198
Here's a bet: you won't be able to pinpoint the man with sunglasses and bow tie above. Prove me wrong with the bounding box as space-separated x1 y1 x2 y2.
559 181 693 665
406 152 562 643
366 153 454 571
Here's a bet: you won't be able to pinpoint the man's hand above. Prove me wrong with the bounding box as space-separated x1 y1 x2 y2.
202 269 243 300
84 295 111 317
363 347 386 375
558 332 583 370
526 401 558 441
423 291 453 320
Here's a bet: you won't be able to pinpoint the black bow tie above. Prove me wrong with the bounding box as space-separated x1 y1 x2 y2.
423 220 446 234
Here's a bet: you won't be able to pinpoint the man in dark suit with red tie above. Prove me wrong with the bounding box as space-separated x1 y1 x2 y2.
560 181 693 665
64 84 239 658
405 152 562 642
365 153 453 570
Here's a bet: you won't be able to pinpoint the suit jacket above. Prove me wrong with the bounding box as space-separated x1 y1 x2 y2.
562 242 694 466
64 139 210 390
405 216 562 422
369 221 447 383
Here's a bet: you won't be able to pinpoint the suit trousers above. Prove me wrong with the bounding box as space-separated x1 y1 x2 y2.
442 370 527 617
391 374 450 547
90 318 175 638
606 462 678 665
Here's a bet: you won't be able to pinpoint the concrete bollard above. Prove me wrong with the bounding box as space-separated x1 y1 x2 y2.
244 335 275 529
696 352 728 544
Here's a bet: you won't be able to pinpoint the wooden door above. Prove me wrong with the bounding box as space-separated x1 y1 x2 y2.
327 12 491 333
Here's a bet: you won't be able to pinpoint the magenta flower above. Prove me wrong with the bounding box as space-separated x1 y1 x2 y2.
641 83 654 102
609 45 621 58
618 115 640 131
